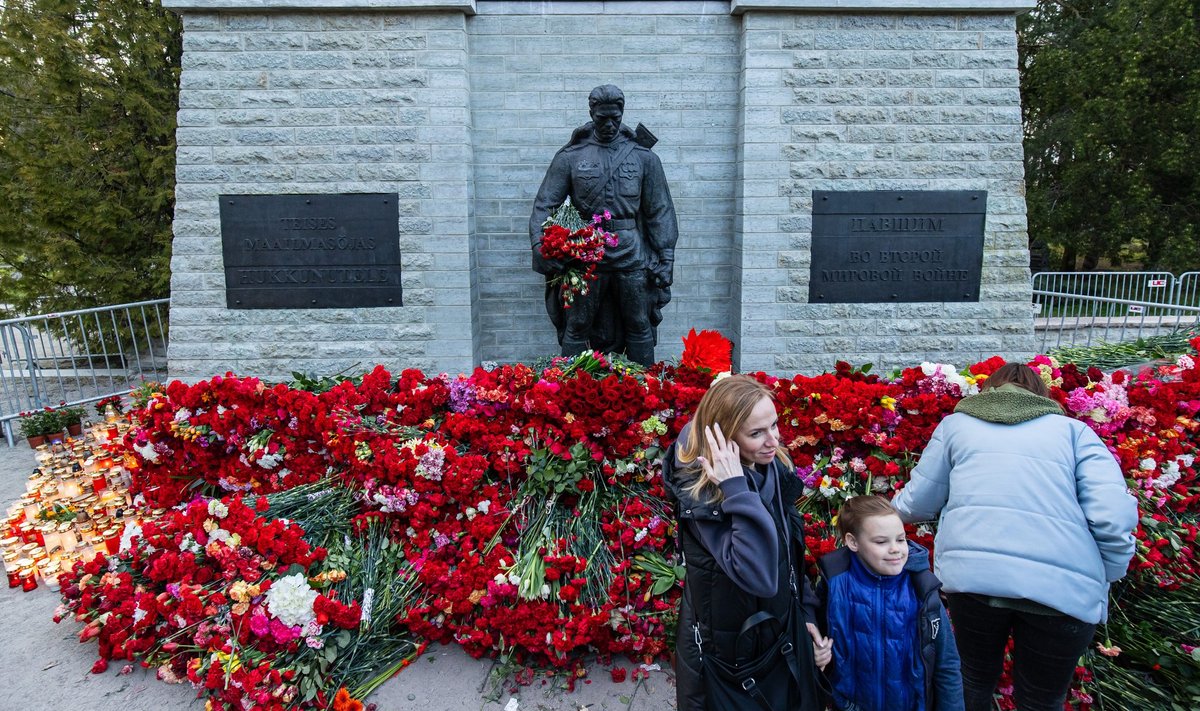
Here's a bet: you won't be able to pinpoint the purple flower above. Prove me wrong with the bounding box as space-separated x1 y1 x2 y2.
449 379 477 414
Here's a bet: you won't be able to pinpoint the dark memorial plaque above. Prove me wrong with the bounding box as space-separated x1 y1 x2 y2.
220 194 402 309
809 190 986 303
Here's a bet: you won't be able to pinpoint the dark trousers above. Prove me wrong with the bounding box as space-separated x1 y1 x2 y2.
947 593 1095 711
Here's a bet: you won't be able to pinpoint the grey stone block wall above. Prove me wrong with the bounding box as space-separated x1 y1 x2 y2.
736 11 1033 375
468 5 740 364
169 10 476 381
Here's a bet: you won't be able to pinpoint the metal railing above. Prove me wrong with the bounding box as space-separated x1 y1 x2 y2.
1032 271 1200 316
0 299 170 446
1033 290 1200 352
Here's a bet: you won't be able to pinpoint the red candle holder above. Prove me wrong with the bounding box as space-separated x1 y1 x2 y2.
103 529 121 555
5 567 20 588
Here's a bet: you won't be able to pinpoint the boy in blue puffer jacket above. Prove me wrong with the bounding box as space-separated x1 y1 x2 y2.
816 496 964 711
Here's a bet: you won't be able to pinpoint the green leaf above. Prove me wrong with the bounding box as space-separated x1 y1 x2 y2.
651 576 674 596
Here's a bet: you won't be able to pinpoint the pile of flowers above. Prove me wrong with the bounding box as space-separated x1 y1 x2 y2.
51 334 1200 709
537 201 618 308
56 484 423 710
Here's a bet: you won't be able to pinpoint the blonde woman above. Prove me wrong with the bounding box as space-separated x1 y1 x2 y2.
663 375 830 711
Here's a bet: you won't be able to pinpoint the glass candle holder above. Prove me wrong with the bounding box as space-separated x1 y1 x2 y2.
40 561 60 591
103 527 121 555
39 524 58 553
5 561 20 588
19 565 38 592
59 476 84 500
57 522 77 553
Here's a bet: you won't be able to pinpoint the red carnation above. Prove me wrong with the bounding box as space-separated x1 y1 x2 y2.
680 329 733 374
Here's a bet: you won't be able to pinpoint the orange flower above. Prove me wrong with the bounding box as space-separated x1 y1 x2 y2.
680 328 733 374
333 687 364 711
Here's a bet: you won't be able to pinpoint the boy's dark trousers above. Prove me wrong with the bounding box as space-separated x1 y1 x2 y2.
947 593 1095 711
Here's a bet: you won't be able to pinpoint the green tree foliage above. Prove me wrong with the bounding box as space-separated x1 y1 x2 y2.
1020 0 1200 271
0 0 180 315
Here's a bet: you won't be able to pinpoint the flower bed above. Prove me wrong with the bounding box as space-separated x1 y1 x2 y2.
53 338 1200 710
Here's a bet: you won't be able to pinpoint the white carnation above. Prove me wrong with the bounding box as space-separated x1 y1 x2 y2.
265 573 318 627
119 522 143 553
133 441 160 463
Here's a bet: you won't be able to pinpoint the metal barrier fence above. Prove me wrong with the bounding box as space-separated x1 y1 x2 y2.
1032 271 1200 315
1033 290 1200 353
0 299 169 446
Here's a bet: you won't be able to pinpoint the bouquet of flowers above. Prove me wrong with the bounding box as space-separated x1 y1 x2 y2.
94 394 124 417
538 201 618 309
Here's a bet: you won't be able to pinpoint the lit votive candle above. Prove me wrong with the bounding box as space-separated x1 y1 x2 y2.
40 561 60 591
57 522 77 553
103 527 121 555
19 564 37 592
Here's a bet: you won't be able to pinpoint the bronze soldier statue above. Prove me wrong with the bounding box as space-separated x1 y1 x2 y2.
530 85 678 367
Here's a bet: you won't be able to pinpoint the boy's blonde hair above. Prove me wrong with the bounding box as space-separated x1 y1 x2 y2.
836 495 900 539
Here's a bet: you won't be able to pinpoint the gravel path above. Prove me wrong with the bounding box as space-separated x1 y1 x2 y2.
0 442 676 711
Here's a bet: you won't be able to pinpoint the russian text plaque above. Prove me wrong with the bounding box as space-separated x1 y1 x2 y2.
809 190 986 303
220 194 402 309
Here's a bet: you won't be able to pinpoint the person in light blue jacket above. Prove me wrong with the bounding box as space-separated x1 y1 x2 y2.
892 363 1137 711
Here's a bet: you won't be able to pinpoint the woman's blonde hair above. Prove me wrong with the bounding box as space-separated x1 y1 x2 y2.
677 375 791 503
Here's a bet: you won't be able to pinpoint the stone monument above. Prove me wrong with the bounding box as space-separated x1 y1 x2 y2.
162 0 1037 380
528 85 678 367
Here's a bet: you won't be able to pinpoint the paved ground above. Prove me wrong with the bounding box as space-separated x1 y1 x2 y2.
0 442 677 710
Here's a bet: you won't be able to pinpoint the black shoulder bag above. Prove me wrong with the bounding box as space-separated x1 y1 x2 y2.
683 470 822 711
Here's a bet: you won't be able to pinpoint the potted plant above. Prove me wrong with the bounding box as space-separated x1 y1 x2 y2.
18 408 62 447
57 405 87 436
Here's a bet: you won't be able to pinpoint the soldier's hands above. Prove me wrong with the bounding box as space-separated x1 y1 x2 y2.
532 248 565 275
651 263 673 288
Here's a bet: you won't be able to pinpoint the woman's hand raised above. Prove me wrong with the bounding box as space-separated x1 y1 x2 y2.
696 423 744 485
